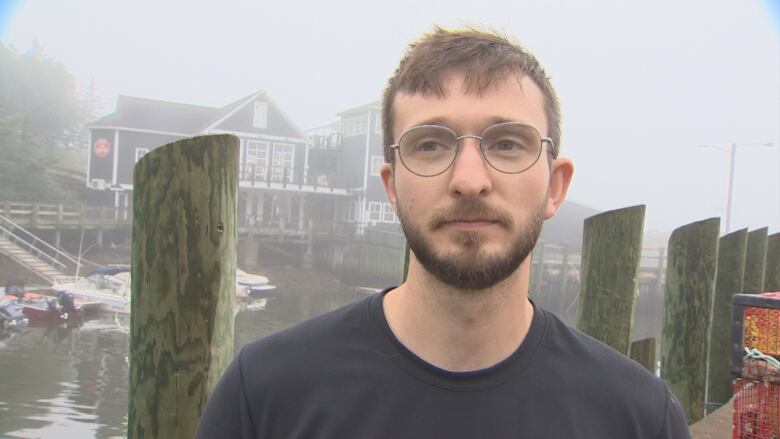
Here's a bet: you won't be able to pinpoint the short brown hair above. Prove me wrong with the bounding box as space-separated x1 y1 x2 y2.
381 26 561 164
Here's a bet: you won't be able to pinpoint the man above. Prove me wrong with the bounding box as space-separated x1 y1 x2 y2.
197 27 690 438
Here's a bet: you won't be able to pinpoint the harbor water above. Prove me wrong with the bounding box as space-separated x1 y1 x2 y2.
0 266 377 438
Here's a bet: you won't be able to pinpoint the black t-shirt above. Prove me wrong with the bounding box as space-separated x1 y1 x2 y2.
197 289 690 438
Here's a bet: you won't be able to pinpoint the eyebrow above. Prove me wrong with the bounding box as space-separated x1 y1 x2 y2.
414 116 517 128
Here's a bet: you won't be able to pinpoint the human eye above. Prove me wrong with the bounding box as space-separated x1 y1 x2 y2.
494 139 524 151
487 137 529 153
416 140 448 152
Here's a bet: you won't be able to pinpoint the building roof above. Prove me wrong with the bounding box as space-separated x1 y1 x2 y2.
90 95 220 134
88 90 303 138
336 100 380 117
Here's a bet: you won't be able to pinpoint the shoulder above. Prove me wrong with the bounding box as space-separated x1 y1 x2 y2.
540 308 660 387
197 295 377 438
237 294 373 383
537 309 688 437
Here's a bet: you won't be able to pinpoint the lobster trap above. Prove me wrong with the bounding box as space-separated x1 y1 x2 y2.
731 293 780 439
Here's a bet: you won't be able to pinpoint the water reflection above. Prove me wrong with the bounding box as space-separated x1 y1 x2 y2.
0 318 130 438
0 267 372 438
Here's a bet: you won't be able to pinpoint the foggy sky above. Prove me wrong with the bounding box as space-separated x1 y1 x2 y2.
2 0 779 236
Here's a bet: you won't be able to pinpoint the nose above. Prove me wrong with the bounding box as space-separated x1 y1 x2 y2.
447 138 492 198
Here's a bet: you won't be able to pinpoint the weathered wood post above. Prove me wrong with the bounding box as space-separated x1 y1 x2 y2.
630 337 656 373
402 243 410 282
558 243 570 315
661 217 720 424
705 228 747 413
743 227 768 293
576 205 645 354
533 241 545 295
128 134 238 438
765 233 780 291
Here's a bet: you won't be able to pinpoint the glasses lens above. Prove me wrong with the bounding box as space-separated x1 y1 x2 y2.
481 123 543 173
398 126 458 176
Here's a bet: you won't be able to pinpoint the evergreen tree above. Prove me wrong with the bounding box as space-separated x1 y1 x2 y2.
0 41 94 202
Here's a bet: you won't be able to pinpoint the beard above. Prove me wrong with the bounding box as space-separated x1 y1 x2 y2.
397 197 545 290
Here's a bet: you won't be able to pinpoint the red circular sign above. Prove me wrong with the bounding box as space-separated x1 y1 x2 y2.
94 138 111 158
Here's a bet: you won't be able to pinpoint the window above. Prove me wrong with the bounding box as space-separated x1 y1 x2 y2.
367 202 382 222
341 115 368 137
382 203 396 223
370 156 384 176
135 148 149 162
246 140 270 180
375 114 382 135
253 101 268 129
271 143 295 182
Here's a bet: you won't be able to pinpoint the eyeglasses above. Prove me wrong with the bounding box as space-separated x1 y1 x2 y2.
388 122 553 177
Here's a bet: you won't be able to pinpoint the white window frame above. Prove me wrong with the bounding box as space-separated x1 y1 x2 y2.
135 148 149 163
370 155 383 176
271 142 295 182
367 202 382 222
253 101 268 129
375 113 382 135
246 140 270 180
342 115 368 138
382 202 396 223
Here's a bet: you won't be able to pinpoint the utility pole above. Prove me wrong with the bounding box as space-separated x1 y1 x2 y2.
699 141 774 233
725 143 736 233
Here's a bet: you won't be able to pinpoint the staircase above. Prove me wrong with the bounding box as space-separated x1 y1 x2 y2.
0 213 82 284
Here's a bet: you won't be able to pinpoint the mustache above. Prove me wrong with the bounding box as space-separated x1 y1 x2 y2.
429 200 513 230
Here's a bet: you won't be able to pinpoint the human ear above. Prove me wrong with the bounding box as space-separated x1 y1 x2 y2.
380 162 397 209
544 157 574 220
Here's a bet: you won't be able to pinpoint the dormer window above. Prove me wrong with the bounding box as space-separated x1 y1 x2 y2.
253 101 268 129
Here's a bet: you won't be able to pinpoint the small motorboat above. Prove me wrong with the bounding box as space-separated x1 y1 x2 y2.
247 284 278 298
236 268 277 298
52 266 131 314
4 287 101 322
236 268 270 287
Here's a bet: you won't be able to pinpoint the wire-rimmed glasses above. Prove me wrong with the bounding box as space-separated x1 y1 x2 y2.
389 122 552 177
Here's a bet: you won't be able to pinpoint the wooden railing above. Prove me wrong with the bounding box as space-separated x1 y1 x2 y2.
238 164 359 189
1 201 132 229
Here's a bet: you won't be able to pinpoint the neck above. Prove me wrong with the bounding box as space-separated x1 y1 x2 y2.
383 254 534 372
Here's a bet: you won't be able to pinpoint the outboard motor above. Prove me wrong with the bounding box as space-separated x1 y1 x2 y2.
57 291 77 314
0 299 28 332
4 282 24 300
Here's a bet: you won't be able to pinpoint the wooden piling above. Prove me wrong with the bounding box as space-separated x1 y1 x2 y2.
706 228 748 411
558 243 570 315
661 217 720 424
576 205 645 355
402 243 410 282
765 233 780 292
128 134 239 439
743 227 768 293
629 337 656 373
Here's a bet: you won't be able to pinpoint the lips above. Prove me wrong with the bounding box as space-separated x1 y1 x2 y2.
428 200 512 230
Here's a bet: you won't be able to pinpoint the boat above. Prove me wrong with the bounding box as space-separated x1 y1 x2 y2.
51 266 131 315
246 284 278 298
236 268 276 298
4 291 101 322
51 266 275 312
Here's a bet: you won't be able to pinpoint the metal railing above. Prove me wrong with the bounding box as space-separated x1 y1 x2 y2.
0 212 83 272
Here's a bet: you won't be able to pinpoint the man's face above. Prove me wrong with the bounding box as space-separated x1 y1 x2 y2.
382 72 559 290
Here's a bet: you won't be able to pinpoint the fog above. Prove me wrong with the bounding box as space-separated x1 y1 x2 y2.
2 0 779 235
